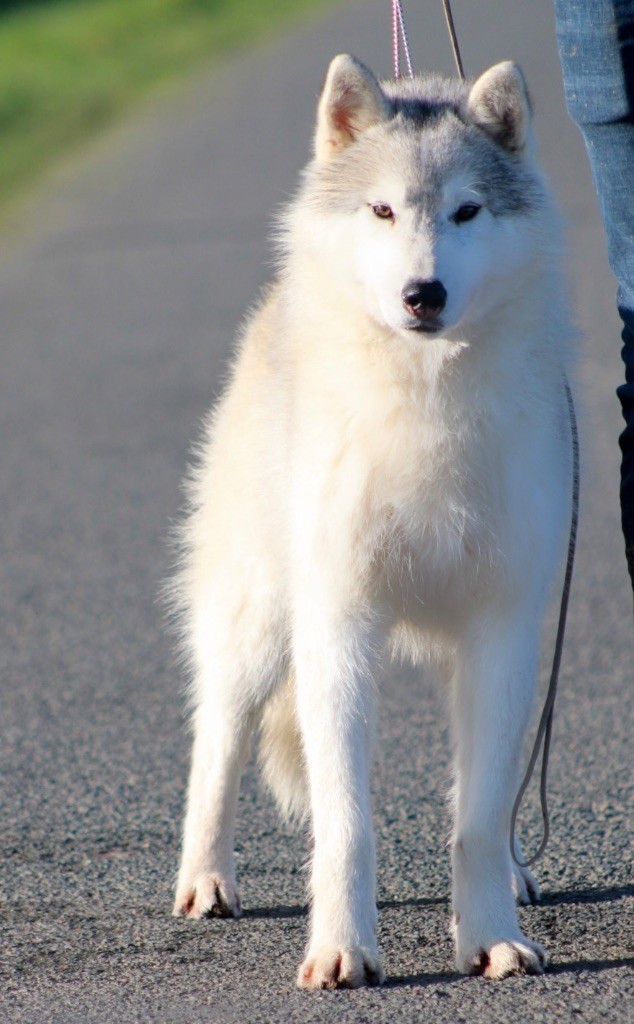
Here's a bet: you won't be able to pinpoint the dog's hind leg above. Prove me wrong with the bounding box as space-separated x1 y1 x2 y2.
173 691 251 919
173 582 287 919
450 610 546 979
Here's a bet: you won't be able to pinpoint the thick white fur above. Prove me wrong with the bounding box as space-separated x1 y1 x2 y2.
172 57 574 987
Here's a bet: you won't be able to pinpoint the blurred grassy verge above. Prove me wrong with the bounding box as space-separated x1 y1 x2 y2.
0 0 337 209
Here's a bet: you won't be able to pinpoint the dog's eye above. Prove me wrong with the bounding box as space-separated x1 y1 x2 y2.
370 203 394 221
453 203 481 224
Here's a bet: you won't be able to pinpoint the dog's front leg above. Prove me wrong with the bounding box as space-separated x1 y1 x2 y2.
294 608 385 990
450 611 546 979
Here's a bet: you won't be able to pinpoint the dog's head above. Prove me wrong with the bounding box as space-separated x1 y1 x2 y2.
294 55 553 341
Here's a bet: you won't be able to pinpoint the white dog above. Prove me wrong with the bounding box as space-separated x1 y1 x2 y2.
171 55 574 987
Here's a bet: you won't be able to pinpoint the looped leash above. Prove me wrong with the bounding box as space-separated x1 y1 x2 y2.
510 381 580 867
389 2 581 868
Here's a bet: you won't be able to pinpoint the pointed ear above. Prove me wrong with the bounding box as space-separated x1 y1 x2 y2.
314 54 390 163
467 61 532 155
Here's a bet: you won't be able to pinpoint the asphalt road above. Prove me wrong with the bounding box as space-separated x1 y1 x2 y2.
1 1 632 1021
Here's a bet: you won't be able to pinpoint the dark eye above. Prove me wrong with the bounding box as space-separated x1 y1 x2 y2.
370 202 394 221
453 203 481 224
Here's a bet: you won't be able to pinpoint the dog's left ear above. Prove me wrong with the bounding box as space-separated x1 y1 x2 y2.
315 54 390 163
467 61 532 155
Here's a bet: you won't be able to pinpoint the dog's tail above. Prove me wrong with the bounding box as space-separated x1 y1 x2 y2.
258 675 309 823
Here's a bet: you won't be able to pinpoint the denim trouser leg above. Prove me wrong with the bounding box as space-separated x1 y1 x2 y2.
554 0 634 588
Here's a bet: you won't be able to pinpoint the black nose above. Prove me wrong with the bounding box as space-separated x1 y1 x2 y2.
401 279 447 320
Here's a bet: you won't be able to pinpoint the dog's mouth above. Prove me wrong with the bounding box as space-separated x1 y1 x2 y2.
404 319 444 336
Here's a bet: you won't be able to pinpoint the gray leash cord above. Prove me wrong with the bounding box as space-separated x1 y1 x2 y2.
392 1 581 867
441 0 465 80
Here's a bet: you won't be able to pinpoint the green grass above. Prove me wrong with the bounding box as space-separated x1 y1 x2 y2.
0 0 336 206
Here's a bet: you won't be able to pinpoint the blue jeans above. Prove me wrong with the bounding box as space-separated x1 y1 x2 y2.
554 0 634 590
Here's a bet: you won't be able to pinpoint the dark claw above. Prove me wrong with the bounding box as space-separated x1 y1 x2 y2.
472 949 490 975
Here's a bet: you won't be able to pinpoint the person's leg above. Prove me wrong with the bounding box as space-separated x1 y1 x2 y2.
554 0 634 589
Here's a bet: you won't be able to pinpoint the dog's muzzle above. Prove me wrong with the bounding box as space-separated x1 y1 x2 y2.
401 279 447 330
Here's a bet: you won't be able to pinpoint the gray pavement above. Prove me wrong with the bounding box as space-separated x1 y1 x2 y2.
1 1 632 1021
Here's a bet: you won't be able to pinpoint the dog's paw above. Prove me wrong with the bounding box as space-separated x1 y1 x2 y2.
173 873 241 919
512 862 541 905
459 937 545 979
297 947 385 990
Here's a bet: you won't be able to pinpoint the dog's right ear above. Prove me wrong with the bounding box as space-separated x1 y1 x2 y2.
315 55 390 163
